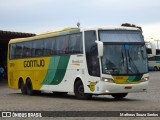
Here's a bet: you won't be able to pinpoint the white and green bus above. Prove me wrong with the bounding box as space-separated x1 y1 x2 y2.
148 55 160 71
8 27 149 99
145 41 160 71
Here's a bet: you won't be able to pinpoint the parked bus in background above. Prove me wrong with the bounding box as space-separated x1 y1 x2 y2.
148 55 160 71
8 27 149 99
145 41 156 58
145 41 160 71
148 48 160 71
156 49 160 55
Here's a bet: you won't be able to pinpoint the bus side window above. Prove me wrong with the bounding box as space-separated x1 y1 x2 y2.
15 43 23 58
69 33 82 54
10 44 16 59
32 40 44 56
155 56 160 61
51 38 56 55
55 36 62 55
44 38 52 56
69 35 76 53
148 57 153 61
61 35 69 54
23 42 32 57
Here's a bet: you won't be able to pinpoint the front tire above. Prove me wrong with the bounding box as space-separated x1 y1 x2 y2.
111 93 128 99
153 66 158 71
74 80 92 99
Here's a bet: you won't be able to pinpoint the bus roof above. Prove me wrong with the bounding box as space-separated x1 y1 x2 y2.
9 26 141 44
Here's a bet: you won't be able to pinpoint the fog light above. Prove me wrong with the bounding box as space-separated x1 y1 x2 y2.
141 77 149 82
105 90 110 93
102 78 114 83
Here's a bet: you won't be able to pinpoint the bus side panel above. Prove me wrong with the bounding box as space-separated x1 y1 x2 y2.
8 57 51 90
40 55 86 92
8 60 19 89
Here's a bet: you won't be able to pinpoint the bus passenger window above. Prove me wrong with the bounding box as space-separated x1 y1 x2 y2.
32 40 44 56
10 44 16 59
69 33 82 54
15 43 23 58
55 36 62 55
23 42 32 57
44 38 53 56
61 36 69 54
51 38 56 55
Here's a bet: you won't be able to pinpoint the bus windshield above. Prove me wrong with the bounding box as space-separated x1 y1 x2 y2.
101 44 148 75
99 30 148 75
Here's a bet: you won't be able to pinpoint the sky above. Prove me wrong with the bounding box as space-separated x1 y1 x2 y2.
0 0 160 47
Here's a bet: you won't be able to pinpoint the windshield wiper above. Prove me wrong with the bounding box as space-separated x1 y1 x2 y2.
127 50 140 74
121 50 125 66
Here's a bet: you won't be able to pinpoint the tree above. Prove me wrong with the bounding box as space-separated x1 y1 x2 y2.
121 23 142 32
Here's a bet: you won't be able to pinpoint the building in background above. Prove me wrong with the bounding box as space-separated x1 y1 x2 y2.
0 30 35 79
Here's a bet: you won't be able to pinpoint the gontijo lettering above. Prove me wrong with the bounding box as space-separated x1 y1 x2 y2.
24 59 45 67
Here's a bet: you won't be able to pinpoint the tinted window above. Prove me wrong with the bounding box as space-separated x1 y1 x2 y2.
15 43 23 58
23 42 32 57
10 44 16 59
44 38 53 56
155 56 160 61
148 56 155 61
61 35 69 54
156 49 160 55
32 40 44 56
85 31 100 77
69 33 83 54
147 48 152 54
9 33 83 59
55 35 69 55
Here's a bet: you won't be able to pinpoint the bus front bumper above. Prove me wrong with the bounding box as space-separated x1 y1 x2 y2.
91 81 149 94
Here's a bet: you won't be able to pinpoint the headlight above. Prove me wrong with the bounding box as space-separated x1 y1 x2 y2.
141 77 149 82
102 77 114 83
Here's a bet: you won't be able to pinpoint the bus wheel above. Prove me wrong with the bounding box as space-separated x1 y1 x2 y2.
19 80 27 94
26 79 34 95
111 93 128 99
154 66 158 71
74 80 92 99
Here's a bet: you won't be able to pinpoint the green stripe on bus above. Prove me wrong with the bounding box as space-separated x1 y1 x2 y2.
42 55 70 85
126 75 142 82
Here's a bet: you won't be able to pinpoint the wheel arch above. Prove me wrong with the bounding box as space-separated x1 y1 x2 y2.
18 77 24 89
25 77 33 89
26 77 31 83
74 77 83 91
154 66 158 71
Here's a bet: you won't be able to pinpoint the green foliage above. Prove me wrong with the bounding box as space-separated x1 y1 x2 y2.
121 23 142 32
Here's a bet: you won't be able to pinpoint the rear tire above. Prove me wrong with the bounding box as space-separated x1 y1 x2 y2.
19 80 27 94
111 93 128 99
26 79 34 95
74 80 92 100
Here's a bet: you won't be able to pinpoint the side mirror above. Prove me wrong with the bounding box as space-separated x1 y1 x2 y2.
95 40 103 57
